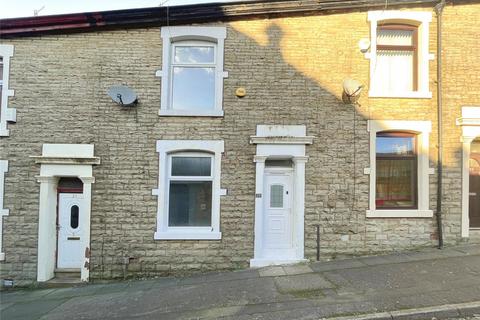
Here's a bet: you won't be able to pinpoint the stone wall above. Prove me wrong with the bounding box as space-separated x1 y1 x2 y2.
1 2 479 280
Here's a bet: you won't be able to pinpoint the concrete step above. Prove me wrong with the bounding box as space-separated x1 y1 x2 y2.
42 277 84 288
54 268 81 280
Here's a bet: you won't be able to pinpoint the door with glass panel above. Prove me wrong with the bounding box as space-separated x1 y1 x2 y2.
469 139 480 228
57 193 85 269
263 169 294 259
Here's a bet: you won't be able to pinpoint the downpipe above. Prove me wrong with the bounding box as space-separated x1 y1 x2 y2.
435 0 446 249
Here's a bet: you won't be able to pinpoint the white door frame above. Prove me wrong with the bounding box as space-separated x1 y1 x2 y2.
250 125 313 267
34 144 99 282
457 107 480 238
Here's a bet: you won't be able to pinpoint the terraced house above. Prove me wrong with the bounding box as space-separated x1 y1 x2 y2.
0 0 479 284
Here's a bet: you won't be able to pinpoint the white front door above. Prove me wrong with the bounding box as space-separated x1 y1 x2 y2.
263 170 294 259
57 193 85 269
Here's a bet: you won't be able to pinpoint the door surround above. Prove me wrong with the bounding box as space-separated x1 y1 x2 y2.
33 144 100 282
250 125 314 267
457 106 480 237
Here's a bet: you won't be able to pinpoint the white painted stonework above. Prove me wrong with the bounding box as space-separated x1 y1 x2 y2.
457 106 480 238
366 120 434 218
0 160 8 261
250 125 313 267
0 44 16 137
35 144 97 282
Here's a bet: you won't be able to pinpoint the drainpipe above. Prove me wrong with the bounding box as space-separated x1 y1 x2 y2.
435 0 446 249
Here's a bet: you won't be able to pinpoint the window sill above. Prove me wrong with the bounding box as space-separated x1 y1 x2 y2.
154 231 222 240
366 209 433 218
368 91 432 99
159 109 224 117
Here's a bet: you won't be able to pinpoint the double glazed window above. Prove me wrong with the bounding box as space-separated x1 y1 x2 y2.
374 24 418 94
154 140 224 240
0 160 8 261
367 120 433 218
0 44 15 137
171 42 216 111
168 154 213 227
367 11 432 98
159 27 227 117
376 132 417 209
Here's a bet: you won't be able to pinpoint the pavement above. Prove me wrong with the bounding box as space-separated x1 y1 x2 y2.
1 244 480 320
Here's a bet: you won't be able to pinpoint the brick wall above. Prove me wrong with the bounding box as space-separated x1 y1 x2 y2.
1 2 479 280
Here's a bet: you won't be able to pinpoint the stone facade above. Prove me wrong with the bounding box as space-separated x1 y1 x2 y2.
0 2 479 281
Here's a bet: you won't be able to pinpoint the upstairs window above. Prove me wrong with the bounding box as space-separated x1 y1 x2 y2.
0 44 15 137
375 24 418 93
158 27 227 117
367 11 432 98
171 42 216 111
376 132 417 209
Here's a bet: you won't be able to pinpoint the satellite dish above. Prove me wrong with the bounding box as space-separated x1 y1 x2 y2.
358 38 371 52
107 85 138 107
342 79 363 104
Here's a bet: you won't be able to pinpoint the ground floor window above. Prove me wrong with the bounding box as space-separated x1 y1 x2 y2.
153 140 224 240
376 132 418 209
366 120 433 218
0 160 8 261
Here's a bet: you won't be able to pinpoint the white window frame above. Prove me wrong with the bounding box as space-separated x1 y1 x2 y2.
0 44 16 137
0 160 8 261
367 11 433 98
365 120 434 218
153 140 225 240
157 27 228 117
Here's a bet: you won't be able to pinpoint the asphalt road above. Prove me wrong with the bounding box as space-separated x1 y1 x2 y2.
1 244 480 320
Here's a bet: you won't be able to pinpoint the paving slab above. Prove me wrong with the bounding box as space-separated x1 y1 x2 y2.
283 264 313 275
274 273 335 293
259 266 286 277
2 298 69 320
310 258 366 272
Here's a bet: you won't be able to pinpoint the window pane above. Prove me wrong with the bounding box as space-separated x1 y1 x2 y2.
171 157 211 176
374 50 414 93
376 135 415 156
168 181 212 226
174 46 214 64
377 29 414 46
376 159 416 208
270 185 284 208
172 67 215 110
70 205 79 229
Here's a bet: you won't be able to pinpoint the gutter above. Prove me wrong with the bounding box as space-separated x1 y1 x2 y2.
434 0 446 249
0 0 441 37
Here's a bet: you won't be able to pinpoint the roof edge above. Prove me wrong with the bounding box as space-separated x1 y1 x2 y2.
0 0 462 38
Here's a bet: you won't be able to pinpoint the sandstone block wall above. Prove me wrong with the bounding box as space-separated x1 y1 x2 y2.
1 2 479 280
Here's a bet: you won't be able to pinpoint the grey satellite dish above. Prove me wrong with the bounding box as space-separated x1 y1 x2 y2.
107 85 138 107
